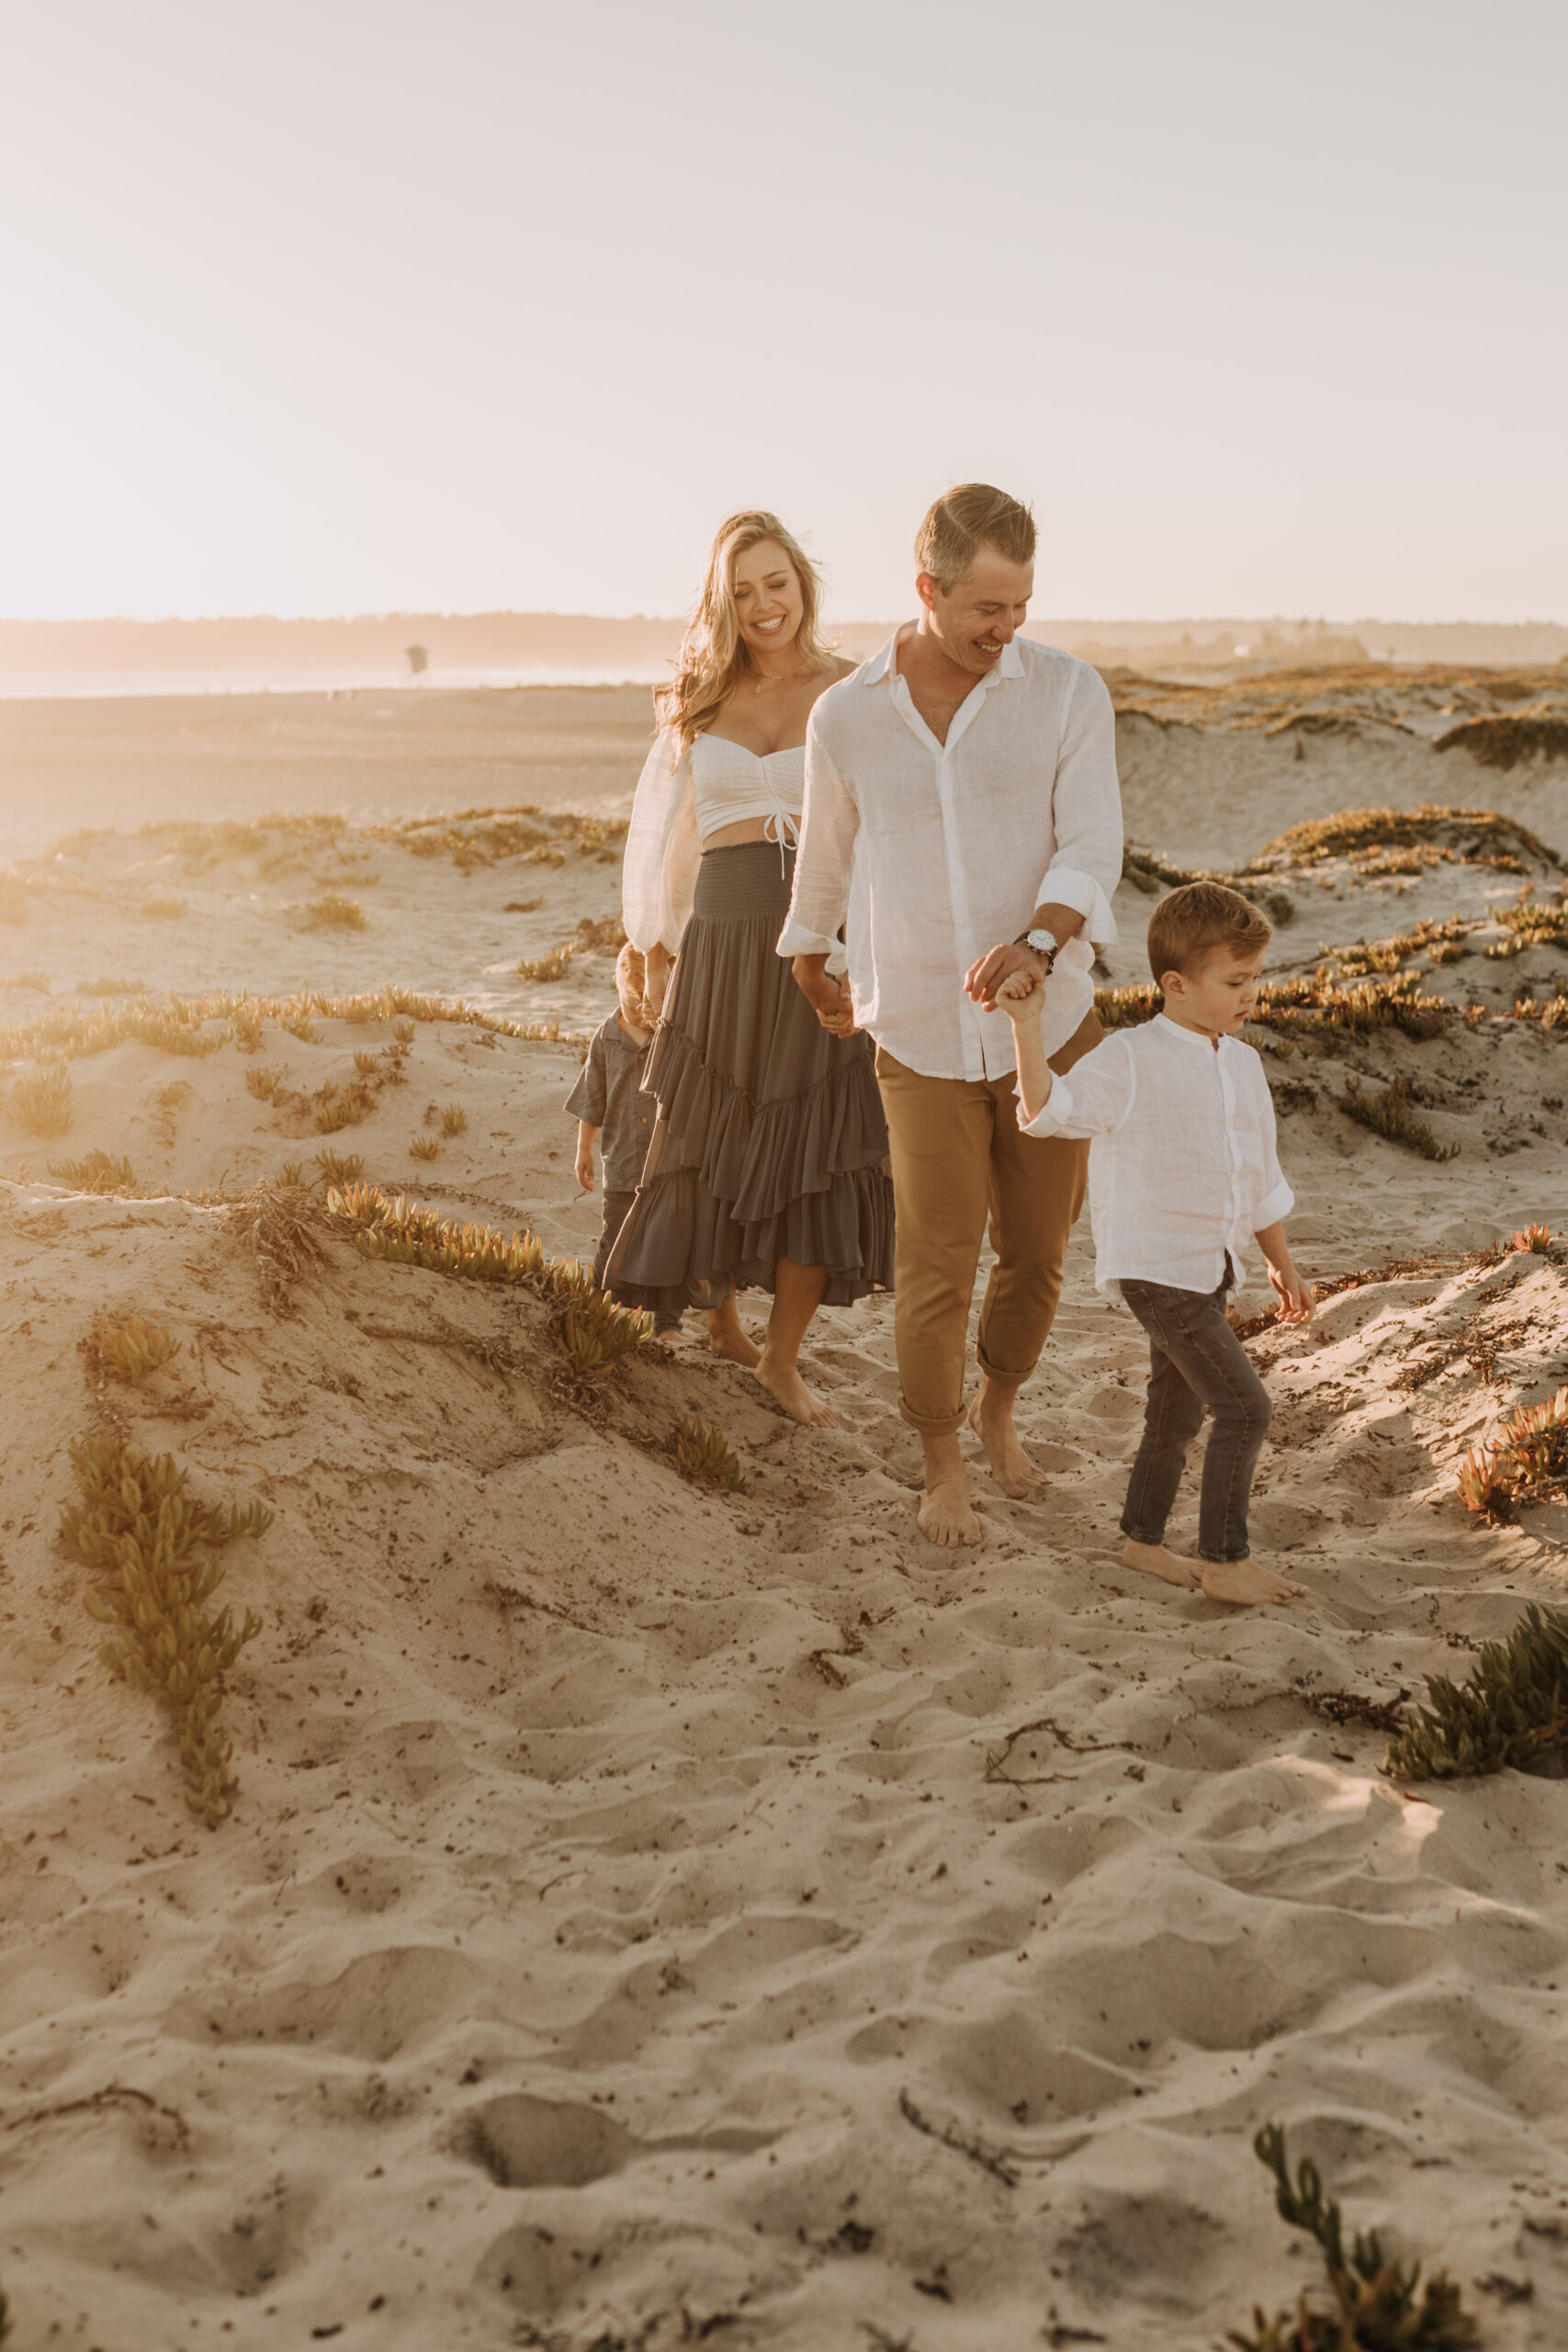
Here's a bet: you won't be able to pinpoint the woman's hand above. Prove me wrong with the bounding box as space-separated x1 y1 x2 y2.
792 955 857 1037
640 944 672 1027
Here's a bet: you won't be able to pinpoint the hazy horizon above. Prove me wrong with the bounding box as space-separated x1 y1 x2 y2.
5 2 1564 627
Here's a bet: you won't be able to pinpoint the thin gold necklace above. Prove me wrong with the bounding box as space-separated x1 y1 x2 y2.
750 663 808 697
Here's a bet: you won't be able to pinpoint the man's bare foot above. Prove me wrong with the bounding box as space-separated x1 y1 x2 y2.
754 1352 838 1428
966 1382 1045 1498
919 1478 982 1549
705 1304 761 1368
1121 1536 1202 1590
1200 1556 1307 1606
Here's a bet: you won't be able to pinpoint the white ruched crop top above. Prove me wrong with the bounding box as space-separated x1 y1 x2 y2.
690 733 805 849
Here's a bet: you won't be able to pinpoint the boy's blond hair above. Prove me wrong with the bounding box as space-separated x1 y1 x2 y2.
1147 883 1271 983
615 939 646 998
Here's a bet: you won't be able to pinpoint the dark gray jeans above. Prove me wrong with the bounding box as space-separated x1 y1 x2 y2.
1119 1276 1272 1563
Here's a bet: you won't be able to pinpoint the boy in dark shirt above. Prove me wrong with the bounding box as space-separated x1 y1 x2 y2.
567 943 680 1329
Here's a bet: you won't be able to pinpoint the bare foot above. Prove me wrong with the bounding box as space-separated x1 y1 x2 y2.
919 1476 982 1550
705 1304 761 1369
754 1352 838 1428
1121 1536 1202 1590
966 1385 1046 1498
1200 1556 1307 1606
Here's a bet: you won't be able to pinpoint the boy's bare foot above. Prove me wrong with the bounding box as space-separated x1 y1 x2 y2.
1200 1557 1307 1606
919 1478 982 1549
1121 1536 1202 1590
966 1381 1045 1498
705 1303 761 1369
754 1353 838 1428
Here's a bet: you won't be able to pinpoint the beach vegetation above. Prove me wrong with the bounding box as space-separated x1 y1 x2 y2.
1228 2122 1478 2349
1454 1386 1568 1524
325 1182 651 1374
78 977 146 997
91 1312 182 1384
60 1434 268 1826
675 1414 744 1492
140 895 187 920
312 1079 375 1134
0 986 578 1071
1384 1601 1568 1782
365 804 629 874
230 1179 330 1312
300 891 367 932
245 1067 282 1102
409 1134 440 1159
313 1148 364 1187
1247 803 1557 876
1338 1075 1459 1160
440 1101 468 1135
280 1161 305 1186
1507 1223 1553 1253
6 971 49 992
1435 712 1568 772
517 945 573 982
9 1064 73 1136
1094 970 1455 1046
1483 887 1568 958
49 1149 136 1193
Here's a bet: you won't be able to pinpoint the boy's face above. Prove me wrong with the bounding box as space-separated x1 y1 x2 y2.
616 961 648 1031
1163 944 1267 1036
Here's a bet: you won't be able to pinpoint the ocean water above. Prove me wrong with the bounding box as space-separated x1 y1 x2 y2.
0 666 667 700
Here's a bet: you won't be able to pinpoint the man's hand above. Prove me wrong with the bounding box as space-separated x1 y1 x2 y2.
1267 1258 1314 1323
792 954 858 1038
965 940 1045 1012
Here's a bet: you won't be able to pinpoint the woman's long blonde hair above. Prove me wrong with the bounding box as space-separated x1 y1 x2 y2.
657 510 836 746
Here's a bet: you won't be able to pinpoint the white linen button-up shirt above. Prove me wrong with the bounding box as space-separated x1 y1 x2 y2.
775 628 1123 1081
1018 1015 1294 1304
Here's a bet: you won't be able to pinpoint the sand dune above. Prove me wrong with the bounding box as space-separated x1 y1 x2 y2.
3 701 1568 2347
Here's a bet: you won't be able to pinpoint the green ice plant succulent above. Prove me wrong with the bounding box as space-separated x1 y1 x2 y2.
60 1436 270 1826
1228 2124 1479 2350
675 1414 744 1492
92 1312 181 1385
1383 1601 1568 1782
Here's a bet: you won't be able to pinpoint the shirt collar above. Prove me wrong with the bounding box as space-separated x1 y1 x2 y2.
861 623 1026 685
1154 1012 1227 1054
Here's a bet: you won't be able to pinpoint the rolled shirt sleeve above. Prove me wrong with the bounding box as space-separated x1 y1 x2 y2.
564 1035 608 1126
776 709 860 961
1017 1034 1134 1140
1252 1073 1294 1229
1042 665 1122 946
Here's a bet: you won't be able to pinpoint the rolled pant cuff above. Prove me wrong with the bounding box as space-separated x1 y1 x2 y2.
975 1340 1038 1393
897 1395 969 1438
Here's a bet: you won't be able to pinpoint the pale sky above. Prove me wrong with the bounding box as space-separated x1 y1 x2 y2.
3 0 1563 624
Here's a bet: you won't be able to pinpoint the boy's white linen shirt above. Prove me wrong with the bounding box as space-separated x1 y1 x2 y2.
776 630 1123 1081
1018 1015 1295 1303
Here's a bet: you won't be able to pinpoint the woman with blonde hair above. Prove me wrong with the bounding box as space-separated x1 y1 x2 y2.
607 510 893 1425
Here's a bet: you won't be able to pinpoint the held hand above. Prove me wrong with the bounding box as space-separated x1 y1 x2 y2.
1268 1260 1314 1323
793 958 858 1038
965 941 1044 1012
575 1148 595 1194
995 964 1043 1013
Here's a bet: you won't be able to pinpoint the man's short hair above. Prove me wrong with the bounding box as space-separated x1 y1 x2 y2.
915 483 1036 592
1147 882 1272 983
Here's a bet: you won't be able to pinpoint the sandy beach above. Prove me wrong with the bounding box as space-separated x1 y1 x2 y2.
4 665 1568 2349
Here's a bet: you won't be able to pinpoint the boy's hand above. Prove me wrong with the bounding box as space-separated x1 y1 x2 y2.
1268 1259 1314 1323
994 964 1043 1014
574 1145 595 1193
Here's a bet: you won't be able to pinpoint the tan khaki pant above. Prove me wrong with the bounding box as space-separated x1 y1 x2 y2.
875 1010 1100 1435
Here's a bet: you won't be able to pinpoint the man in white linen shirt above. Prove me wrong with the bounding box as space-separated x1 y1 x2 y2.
777 483 1122 1550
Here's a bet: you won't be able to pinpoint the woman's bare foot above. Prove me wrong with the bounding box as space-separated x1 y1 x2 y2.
1200 1556 1307 1606
1121 1536 1202 1589
919 1477 982 1549
966 1381 1045 1498
705 1301 761 1368
754 1351 838 1428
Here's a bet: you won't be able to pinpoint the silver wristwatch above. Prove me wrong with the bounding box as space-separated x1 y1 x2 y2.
1020 926 1059 968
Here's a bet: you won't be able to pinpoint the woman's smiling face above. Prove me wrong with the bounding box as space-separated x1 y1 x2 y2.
731 537 804 657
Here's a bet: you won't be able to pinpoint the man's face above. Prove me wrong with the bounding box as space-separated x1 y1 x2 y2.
918 545 1034 676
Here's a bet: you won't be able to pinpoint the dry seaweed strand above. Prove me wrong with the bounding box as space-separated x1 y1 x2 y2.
228 1179 331 1311
59 1436 270 1826
1228 2122 1479 2349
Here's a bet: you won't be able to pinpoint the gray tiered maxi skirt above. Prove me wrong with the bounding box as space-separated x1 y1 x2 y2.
604 842 894 1319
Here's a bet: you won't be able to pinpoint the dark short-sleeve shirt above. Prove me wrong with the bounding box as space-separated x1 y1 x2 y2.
565 1012 655 1193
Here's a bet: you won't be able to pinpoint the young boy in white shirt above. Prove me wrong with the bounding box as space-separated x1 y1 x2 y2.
999 882 1314 1607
